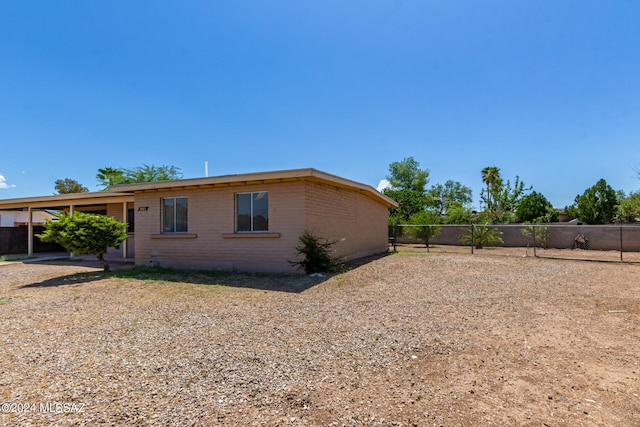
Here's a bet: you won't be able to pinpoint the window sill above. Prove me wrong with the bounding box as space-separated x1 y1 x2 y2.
223 232 281 239
151 233 198 239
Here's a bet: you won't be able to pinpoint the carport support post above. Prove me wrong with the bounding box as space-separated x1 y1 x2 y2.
122 202 128 259
27 207 33 256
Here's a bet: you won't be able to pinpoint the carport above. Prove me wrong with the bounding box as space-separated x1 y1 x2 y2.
0 192 135 258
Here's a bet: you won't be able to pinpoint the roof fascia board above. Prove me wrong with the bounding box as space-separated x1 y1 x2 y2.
110 168 398 208
0 192 134 210
108 168 318 192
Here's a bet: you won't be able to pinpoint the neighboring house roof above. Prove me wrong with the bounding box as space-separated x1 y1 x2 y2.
109 168 398 208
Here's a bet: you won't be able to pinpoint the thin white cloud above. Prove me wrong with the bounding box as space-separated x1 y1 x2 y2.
377 179 391 192
0 174 15 189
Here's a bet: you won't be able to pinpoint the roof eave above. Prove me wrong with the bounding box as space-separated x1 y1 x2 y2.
0 192 134 210
110 168 399 208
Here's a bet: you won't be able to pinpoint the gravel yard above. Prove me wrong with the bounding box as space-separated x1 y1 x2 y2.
1 250 639 426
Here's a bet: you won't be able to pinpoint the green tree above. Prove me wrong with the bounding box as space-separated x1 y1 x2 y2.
614 191 640 223
408 210 441 247
387 157 429 193
125 164 182 183
516 191 556 223
37 212 128 271
96 167 127 189
480 166 502 212
54 178 89 194
479 166 529 223
427 180 472 216
97 164 182 189
384 188 428 223
442 202 472 224
569 178 618 224
481 166 501 187
383 157 430 223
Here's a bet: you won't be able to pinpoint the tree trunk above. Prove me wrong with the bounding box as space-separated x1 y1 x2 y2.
97 253 110 272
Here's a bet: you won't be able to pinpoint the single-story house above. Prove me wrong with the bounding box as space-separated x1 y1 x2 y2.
0 168 397 273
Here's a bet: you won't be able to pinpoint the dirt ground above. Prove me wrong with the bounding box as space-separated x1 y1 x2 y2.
394 243 640 263
0 249 639 426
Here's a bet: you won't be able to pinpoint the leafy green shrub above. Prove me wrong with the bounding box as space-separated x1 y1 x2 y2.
459 224 503 249
37 212 128 271
289 230 343 274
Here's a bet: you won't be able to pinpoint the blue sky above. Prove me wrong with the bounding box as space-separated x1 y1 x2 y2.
1 1 638 209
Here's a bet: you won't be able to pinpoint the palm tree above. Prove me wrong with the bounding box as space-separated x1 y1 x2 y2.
460 223 503 249
481 166 501 189
481 166 502 213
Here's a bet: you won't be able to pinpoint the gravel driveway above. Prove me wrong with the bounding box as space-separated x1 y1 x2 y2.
1 251 638 426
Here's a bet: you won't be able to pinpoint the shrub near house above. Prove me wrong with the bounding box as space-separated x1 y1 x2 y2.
38 212 128 271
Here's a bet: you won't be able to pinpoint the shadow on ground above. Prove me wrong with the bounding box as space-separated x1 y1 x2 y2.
19 252 391 293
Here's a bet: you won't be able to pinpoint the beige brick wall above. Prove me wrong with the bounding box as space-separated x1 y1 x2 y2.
134 181 307 273
304 181 389 261
133 179 390 273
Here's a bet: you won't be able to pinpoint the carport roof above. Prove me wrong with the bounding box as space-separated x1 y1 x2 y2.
0 191 134 210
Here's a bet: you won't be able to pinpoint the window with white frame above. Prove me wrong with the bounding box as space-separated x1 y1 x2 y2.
236 192 268 232
162 197 188 233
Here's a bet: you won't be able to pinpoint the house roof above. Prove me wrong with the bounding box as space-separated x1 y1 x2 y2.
0 191 134 210
0 169 398 209
110 168 398 208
